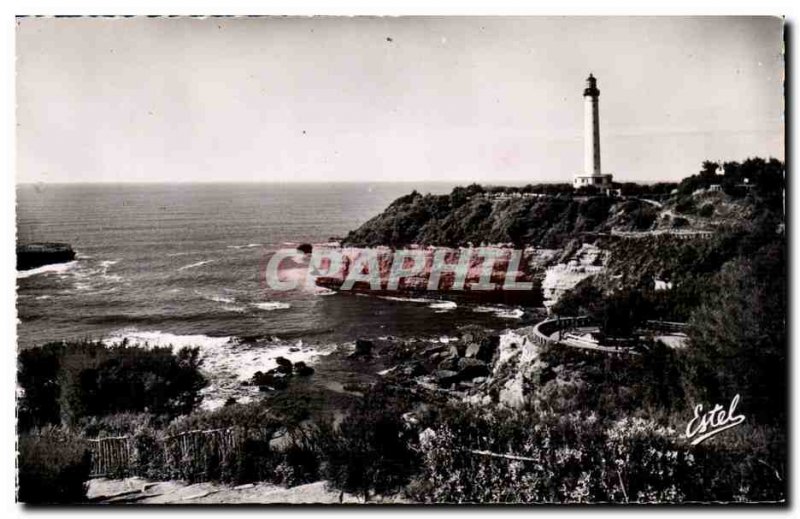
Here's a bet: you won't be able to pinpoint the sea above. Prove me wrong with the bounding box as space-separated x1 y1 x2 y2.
16 183 533 407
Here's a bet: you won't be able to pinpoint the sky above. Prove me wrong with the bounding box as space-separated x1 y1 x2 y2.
16 16 784 184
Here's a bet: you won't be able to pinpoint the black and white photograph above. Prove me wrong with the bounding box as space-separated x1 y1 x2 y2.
12 14 788 506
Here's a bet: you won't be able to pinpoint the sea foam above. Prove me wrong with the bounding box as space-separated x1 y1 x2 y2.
17 261 78 279
106 329 331 410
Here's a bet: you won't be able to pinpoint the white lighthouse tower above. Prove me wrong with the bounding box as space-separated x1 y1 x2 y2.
573 74 613 190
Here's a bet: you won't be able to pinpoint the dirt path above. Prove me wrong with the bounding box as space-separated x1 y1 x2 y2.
87 477 399 504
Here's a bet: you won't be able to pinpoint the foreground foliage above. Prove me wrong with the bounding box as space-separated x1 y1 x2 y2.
17 428 91 504
18 341 207 430
413 405 784 503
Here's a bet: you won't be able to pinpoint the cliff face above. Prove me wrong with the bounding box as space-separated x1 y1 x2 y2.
17 243 76 271
344 191 659 249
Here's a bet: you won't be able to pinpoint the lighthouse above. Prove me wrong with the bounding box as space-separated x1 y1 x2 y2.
573 74 613 190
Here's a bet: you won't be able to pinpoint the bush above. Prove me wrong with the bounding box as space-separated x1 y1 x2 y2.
129 426 167 480
698 204 714 218
18 341 207 429
319 384 419 501
686 252 786 423
273 433 322 487
164 400 283 483
78 412 162 438
671 216 689 229
674 197 695 214
17 429 91 504
414 404 783 503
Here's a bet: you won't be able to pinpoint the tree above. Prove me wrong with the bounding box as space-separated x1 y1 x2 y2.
589 288 647 338
685 247 786 422
18 341 207 429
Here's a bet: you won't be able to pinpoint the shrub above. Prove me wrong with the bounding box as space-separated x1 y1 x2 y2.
273 433 322 487
671 216 689 228
698 204 714 218
414 404 782 503
319 384 419 501
674 197 695 214
129 426 167 480
18 341 207 429
78 412 162 438
17 429 91 504
164 400 283 483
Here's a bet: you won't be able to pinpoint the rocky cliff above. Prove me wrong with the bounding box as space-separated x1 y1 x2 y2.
344 191 660 249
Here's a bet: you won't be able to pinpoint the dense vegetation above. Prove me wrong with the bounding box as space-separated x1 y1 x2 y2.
344 190 659 248
412 403 784 503
17 341 207 502
18 340 207 430
17 428 92 504
551 159 785 425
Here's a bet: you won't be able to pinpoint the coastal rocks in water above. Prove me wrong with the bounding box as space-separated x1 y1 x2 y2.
275 356 293 374
250 358 315 390
293 361 314 376
351 339 373 358
297 243 313 254
251 370 289 390
17 242 76 270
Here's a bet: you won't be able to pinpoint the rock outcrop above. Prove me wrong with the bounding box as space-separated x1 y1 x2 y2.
17 243 75 271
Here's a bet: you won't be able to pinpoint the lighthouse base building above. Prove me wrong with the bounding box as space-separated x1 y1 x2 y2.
573 172 613 189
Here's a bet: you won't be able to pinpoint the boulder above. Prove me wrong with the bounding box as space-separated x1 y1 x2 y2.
464 338 498 362
17 242 76 271
456 358 489 380
447 343 470 357
464 343 481 358
437 356 459 371
422 344 448 357
275 356 293 374
259 377 288 391
434 370 460 387
252 370 288 390
399 361 427 377
353 339 373 357
293 361 314 376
